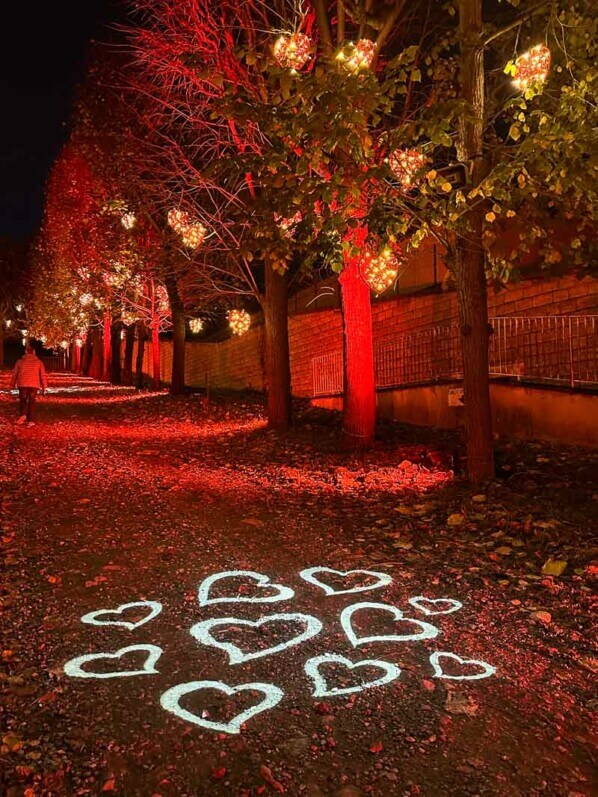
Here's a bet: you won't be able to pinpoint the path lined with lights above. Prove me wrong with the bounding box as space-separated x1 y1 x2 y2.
0 374 594 796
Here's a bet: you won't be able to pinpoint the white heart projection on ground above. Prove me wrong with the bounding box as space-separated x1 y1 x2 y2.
62 569 496 733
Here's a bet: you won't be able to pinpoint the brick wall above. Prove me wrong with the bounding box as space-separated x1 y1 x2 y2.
139 273 597 394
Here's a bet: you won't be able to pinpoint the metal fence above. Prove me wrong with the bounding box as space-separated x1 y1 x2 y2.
312 315 598 396
40 354 69 373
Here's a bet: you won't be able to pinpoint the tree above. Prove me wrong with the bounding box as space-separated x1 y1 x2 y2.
0 239 28 367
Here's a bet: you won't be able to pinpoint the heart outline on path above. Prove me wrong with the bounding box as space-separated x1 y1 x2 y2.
408 596 463 616
305 653 401 697
80 601 163 630
299 567 392 597
429 651 496 680
63 644 162 679
190 613 323 664
160 680 284 735
341 602 439 646
198 570 295 607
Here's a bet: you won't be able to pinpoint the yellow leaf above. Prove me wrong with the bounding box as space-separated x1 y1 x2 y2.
447 513 465 527
441 182 452 192
485 212 496 222
506 210 516 218
542 559 567 576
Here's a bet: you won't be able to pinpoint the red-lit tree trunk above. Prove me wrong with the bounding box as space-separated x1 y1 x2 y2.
122 325 135 385
262 266 291 431
74 344 82 373
166 274 186 395
456 0 495 482
88 327 103 379
0 333 4 368
81 330 92 375
102 311 112 382
110 323 122 385
339 228 376 447
135 321 147 388
151 324 161 389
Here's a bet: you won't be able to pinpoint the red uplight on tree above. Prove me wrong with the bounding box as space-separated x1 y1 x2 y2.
388 149 427 189
273 32 312 71
513 44 551 91
228 309 251 336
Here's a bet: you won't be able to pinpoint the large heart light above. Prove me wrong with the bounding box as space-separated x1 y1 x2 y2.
80 600 163 630
160 680 284 734
305 653 401 697
341 602 439 646
408 596 463 616
63 644 162 679
190 613 323 664
429 651 496 680
198 570 294 607
299 567 392 596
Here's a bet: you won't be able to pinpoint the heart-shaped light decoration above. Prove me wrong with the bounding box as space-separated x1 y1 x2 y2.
299 567 392 597
305 653 401 697
198 570 294 607
341 602 439 646
190 613 322 664
160 680 284 735
408 596 463 616
429 651 496 680
63 644 162 679
80 600 163 630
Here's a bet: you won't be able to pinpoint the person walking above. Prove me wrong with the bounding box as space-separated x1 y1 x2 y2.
10 341 48 427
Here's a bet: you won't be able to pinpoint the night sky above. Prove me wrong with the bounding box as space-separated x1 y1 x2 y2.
0 1 120 241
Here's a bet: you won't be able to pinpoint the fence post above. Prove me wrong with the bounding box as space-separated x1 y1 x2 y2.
568 316 575 388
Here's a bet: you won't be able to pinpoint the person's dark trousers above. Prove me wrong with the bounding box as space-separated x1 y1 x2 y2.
18 388 38 421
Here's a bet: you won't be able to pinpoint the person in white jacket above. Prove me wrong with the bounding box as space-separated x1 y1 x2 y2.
10 341 48 426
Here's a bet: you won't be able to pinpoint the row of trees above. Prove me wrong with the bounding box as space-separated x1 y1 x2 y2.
28 0 595 481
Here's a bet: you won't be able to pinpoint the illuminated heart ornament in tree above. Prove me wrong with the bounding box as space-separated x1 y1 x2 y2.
190 613 323 664
341 602 439 646
188 317 203 334
63 644 162 679
388 148 427 189
228 309 251 335
305 654 401 697
429 651 496 680
299 567 392 596
160 680 284 734
338 39 376 71
513 44 551 91
363 248 403 294
273 32 312 71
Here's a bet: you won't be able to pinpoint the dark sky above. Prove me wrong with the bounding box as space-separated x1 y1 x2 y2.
0 1 122 241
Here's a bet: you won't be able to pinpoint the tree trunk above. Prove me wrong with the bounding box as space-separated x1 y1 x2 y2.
166 275 186 395
122 325 135 385
263 266 291 431
81 331 92 375
456 0 495 482
88 328 103 379
0 333 4 368
339 228 376 447
151 325 161 390
74 343 82 373
135 322 146 388
102 311 112 382
110 324 122 385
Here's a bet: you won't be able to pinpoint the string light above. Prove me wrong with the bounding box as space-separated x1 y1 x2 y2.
513 44 551 90
188 317 204 334
80 293 93 307
122 311 137 326
337 39 376 72
388 149 427 189
273 32 312 71
228 309 251 336
363 248 403 294
121 212 136 230
181 222 207 249
167 208 190 233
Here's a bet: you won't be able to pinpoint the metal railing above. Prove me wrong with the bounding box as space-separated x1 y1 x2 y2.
40 354 69 373
312 315 598 396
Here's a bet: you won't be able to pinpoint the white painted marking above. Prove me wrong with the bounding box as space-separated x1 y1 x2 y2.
341 602 439 646
80 601 163 630
63 644 162 679
198 570 294 606
408 596 463 616
190 613 323 664
305 653 401 697
160 680 284 734
299 567 392 596
429 651 496 680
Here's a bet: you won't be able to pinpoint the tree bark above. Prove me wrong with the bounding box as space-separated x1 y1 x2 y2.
135 322 147 388
151 324 161 390
263 266 291 431
122 325 135 385
165 275 186 395
339 227 376 447
0 333 4 368
88 327 103 379
110 323 122 385
81 330 92 375
102 311 112 382
74 343 82 373
456 0 495 482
